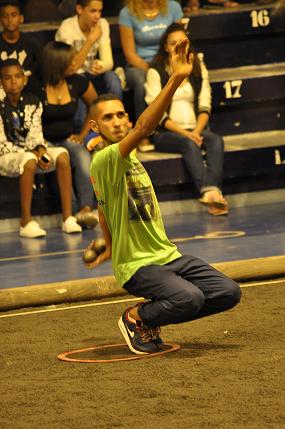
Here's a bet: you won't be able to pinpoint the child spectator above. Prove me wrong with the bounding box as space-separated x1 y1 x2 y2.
0 59 82 237
0 0 42 98
55 0 122 99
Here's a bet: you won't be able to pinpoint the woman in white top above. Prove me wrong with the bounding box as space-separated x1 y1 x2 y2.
145 23 228 215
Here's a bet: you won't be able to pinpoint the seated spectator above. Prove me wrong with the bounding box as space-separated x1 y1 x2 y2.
40 41 99 228
118 0 183 120
55 0 122 99
145 23 228 216
0 0 43 98
0 59 82 237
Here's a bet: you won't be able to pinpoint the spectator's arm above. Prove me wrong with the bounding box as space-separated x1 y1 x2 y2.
98 20 114 72
119 25 149 70
55 23 102 72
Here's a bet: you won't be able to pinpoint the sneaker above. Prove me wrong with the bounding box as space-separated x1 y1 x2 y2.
148 326 163 346
62 216 82 234
118 309 158 355
19 220 46 238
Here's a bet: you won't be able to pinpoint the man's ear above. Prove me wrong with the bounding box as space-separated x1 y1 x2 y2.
75 5 83 15
90 119 99 132
19 14 24 25
23 75 28 86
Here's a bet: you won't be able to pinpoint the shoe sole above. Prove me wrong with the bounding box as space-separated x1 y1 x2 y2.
118 316 147 355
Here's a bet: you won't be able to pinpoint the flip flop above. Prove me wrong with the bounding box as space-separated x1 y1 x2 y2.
199 192 228 210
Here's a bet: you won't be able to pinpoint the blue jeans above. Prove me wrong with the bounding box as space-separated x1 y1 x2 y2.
124 255 241 327
125 66 147 119
53 140 94 211
151 129 224 194
85 71 123 99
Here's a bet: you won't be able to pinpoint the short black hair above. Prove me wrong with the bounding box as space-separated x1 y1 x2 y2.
0 0 21 13
91 93 123 111
0 58 23 77
76 0 102 7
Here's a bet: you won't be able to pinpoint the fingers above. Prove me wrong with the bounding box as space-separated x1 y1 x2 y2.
175 38 190 63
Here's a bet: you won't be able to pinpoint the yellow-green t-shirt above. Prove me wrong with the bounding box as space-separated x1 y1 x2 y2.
90 144 181 286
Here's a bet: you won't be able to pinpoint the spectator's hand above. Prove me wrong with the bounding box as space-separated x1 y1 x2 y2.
186 130 203 147
171 39 193 80
90 60 103 76
68 134 83 144
38 155 51 170
87 23 103 44
33 146 51 170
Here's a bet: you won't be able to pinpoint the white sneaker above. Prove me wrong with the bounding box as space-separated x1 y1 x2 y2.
19 220 47 238
62 216 82 234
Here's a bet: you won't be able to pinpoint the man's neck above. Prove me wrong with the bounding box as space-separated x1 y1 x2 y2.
2 30 21 43
77 15 90 35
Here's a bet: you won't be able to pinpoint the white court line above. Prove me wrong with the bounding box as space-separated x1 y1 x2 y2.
0 279 284 319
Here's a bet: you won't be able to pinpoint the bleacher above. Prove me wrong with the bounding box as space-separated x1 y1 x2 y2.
1 2 285 226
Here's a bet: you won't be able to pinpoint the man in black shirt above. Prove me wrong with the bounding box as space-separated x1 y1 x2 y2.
0 0 42 97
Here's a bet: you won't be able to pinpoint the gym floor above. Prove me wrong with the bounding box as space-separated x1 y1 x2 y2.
1 201 285 289
0 201 284 428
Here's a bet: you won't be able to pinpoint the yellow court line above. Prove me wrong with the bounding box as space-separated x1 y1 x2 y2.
0 278 284 319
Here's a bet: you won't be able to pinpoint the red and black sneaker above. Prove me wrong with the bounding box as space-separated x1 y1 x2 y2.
118 309 159 355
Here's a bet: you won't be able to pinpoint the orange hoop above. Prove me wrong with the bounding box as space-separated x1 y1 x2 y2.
57 342 181 363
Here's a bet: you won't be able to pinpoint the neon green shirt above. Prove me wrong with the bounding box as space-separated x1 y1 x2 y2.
90 144 181 286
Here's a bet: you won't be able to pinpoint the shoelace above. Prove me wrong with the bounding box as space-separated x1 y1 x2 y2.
137 325 161 343
149 326 161 342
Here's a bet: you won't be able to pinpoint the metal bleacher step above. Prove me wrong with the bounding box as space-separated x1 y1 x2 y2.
206 62 285 135
185 2 285 69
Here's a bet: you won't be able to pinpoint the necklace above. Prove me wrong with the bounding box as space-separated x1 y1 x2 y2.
144 9 159 18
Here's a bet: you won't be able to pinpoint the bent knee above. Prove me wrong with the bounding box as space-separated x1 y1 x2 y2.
172 288 205 315
23 158 37 172
226 280 241 307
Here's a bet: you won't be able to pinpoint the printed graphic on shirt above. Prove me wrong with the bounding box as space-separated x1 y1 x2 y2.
126 164 156 221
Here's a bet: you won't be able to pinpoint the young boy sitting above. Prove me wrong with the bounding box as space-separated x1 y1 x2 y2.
55 0 122 98
0 59 82 238
0 0 42 98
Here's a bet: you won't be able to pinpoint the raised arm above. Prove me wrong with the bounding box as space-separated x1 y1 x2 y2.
119 39 193 158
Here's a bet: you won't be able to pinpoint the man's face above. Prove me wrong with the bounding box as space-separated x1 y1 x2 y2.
0 6 23 32
0 65 26 97
77 0 103 28
91 100 130 144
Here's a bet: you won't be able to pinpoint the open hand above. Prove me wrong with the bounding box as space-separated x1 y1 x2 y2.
68 134 83 144
171 39 193 80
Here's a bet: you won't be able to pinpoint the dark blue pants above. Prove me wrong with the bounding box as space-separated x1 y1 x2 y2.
151 129 224 194
123 255 241 328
